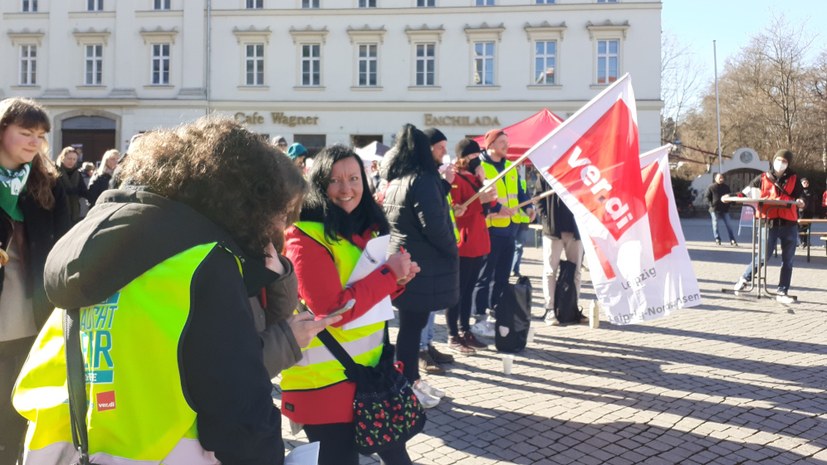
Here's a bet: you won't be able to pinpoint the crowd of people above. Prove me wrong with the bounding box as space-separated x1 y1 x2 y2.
1 94 818 465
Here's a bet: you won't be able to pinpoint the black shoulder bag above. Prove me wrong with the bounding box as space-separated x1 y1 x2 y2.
64 308 98 465
316 327 425 455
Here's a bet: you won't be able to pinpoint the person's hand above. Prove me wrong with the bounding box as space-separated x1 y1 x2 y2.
263 242 285 274
288 311 342 348
480 186 498 203
453 203 468 217
796 199 805 208
385 249 412 282
441 164 456 183
526 207 537 223
396 261 420 286
498 205 516 217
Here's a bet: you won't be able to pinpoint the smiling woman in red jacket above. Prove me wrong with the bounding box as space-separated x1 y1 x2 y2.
282 144 419 465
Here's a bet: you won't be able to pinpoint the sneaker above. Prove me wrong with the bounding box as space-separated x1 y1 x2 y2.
416 379 445 399
544 316 560 327
731 240 738 247
733 277 748 292
471 320 495 338
418 350 445 375
411 381 440 409
776 293 795 304
461 331 487 349
428 344 454 364
448 335 476 355
715 239 722 245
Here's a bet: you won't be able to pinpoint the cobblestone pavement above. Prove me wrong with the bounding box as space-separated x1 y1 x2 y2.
280 218 827 464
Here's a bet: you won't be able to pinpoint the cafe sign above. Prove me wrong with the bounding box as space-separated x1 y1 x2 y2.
234 111 319 127
424 113 500 127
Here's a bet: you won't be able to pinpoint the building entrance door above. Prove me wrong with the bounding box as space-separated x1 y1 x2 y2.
60 116 117 165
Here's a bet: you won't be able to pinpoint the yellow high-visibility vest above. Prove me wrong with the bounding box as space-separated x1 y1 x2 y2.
280 222 385 392
13 243 230 465
482 160 522 228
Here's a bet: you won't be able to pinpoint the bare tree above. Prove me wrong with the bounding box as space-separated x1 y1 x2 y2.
661 32 703 147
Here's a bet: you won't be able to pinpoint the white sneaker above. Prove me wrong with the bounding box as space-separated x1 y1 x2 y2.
733 277 748 292
776 294 795 304
416 379 445 399
412 381 440 409
471 320 495 338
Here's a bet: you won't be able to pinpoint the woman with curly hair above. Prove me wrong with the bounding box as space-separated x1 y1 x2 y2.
381 124 459 408
14 117 330 465
0 97 70 465
282 144 419 465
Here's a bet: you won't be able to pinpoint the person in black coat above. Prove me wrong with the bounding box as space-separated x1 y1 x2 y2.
381 124 459 406
704 172 737 246
87 148 120 206
0 97 71 464
56 146 88 224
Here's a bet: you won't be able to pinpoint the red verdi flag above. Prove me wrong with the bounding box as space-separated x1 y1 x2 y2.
526 74 662 324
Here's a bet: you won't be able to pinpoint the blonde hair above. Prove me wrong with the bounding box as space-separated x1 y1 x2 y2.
56 146 79 167
97 149 120 175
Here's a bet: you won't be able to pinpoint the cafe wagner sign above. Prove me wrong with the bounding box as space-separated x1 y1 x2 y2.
424 114 500 127
234 112 319 127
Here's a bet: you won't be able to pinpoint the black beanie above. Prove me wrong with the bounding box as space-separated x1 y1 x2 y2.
456 138 481 158
774 149 793 163
423 128 447 146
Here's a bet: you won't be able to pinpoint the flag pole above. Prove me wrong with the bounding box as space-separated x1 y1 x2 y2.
713 40 723 173
458 151 530 210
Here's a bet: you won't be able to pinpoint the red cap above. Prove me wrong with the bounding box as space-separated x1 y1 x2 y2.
483 129 506 149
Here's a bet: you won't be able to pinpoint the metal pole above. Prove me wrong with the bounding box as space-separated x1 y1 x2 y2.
713 40 723 173
205 0 212 115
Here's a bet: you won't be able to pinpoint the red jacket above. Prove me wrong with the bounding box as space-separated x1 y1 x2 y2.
759 172 798 221
282 225 403 425
451 171 491 258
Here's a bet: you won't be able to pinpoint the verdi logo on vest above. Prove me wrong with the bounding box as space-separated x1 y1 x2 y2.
80 292 120 384
96 390 116 411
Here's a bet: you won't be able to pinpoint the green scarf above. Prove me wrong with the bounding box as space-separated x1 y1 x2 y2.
0 163 31 221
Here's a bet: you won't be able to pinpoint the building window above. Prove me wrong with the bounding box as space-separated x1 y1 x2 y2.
154 0 170 10
473 41 494 85
415 43 435 86
246 0 263 8
22 0 37 12
151 43 170 85
596 39 619 84
536 0 554 3
302 0 319 7
597 0 619 3
19 45 37 85
358 44 378 86
301 44 321 86
417 0 435 6
475 0 494 5
534 40 556 84
358 0 376 7
84 44 103 85
245 43 264 86
87 0 103 11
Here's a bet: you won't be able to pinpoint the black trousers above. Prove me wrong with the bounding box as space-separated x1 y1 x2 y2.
447 255 485 337
0 336 35 465
303 422 412 465
394 309 431 383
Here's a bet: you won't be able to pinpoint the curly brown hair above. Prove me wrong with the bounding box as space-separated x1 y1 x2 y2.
117 116 306 257
0 97 58 210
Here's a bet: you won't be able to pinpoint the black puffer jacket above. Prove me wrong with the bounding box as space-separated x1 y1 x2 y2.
382 171 459 312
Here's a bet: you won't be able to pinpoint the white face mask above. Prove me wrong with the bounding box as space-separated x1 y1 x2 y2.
773 159 788 173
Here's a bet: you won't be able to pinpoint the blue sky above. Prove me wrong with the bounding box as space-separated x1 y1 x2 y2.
662 0 822 89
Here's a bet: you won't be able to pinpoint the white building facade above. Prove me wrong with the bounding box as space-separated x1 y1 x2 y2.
1 0 662 163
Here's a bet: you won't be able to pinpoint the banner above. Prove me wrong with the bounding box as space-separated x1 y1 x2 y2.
638 145 702 319
526 74 662 324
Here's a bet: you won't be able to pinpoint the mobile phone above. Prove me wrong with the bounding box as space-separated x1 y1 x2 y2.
328 299 356 318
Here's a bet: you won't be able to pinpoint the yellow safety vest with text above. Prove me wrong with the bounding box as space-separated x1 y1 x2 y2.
13 243 231 465
280 222 385 392
482 160 522 228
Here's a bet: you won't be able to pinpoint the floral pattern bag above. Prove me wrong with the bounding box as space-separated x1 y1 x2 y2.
317 328 426 455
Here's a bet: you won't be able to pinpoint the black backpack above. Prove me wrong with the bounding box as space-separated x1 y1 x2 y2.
554 260 582 324
495 276 533 353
